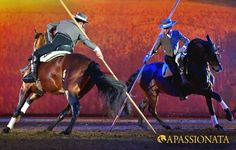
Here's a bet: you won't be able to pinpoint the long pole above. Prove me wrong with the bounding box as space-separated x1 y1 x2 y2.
59 0 157 134
110 0 181 131
110 65 145 131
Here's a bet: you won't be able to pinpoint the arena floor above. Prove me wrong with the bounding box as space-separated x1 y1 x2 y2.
0 117 235 150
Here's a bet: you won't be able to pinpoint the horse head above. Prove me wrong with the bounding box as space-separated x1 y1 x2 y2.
20 30 47 86
205 34 223 72
33 29 46 51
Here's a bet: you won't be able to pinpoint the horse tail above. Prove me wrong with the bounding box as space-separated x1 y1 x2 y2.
126 69 140 92
117 69 140 116
86 61 127 117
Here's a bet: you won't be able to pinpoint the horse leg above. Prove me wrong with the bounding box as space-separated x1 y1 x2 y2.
61 91 80 135
20 93 42 115
137 97 148 128
2 86 32 133
46 78 94 132
46 104 71 131
3 93 42 133
232 107 236 117
194 89 233 121
144 79 171 130
147 94 171 130
211 93 233 121
205 96 224 131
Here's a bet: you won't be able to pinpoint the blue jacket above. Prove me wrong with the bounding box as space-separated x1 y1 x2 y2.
153 30 189 57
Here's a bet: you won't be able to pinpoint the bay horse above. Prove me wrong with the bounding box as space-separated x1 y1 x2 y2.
126 35 233 131
2 30 127 135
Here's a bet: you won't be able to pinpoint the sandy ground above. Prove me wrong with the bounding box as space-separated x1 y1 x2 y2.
0 117 236 150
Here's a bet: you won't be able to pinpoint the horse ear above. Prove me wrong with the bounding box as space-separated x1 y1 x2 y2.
206 34 212 43
34 29 38 37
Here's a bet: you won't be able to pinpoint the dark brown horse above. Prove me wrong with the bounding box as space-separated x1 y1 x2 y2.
126 35 233 131
2 31 127 135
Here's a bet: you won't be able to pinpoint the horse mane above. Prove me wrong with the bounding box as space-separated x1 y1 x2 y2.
186 37 210 64
188 38 209 50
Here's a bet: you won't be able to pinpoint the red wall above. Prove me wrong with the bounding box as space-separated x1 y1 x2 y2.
0 0 236 117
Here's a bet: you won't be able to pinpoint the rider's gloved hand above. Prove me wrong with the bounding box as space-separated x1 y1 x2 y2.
143 51 152 64
94 46 104 60
178 46 187 53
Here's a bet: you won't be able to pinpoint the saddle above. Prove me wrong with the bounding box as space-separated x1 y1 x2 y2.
162 52 188 78
40 51 71 62
162 62 188 79
40 45 72 62
20 46 72 74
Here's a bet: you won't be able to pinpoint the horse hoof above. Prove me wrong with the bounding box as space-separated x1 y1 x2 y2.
44 128 52 132
138 122 147 129
137 120 143 126
215 124 224 131
46 126 53 132
163 125 171 130
224 108 234 121
60 130 71 135
2 127 10 134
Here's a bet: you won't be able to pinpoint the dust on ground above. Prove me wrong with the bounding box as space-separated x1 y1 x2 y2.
0 117 236 150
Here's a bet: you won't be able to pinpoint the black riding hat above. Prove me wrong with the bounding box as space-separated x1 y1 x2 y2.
74 12 88 23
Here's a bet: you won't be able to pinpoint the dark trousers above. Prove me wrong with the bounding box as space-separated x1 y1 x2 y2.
33 33 73 58
164 55 181 84
164 55 179 76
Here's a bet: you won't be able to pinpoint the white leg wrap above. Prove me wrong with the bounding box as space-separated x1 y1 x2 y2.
21 102 30 114
220 100 228 110
65 90 69 100
7 117 17 129
211 115 219 126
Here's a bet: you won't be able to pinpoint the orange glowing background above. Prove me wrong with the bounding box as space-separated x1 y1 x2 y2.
0 0 236 117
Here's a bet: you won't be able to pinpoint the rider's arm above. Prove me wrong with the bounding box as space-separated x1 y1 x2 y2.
78 33 97 50
46 22 60 43
178 31 190 48
143 35 162 63
152 34 162 55
78 32 103 59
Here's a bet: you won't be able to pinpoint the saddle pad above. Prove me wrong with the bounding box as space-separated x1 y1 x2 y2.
40 51 71 62
162 63 173 78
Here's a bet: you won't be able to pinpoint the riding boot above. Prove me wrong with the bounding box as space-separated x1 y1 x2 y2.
179 69 189 101
179 58 189 86
180 73 189 86
22 56 39 83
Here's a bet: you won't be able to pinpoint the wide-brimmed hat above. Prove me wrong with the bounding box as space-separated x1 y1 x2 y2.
74 12 88 23
160 18 176 29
